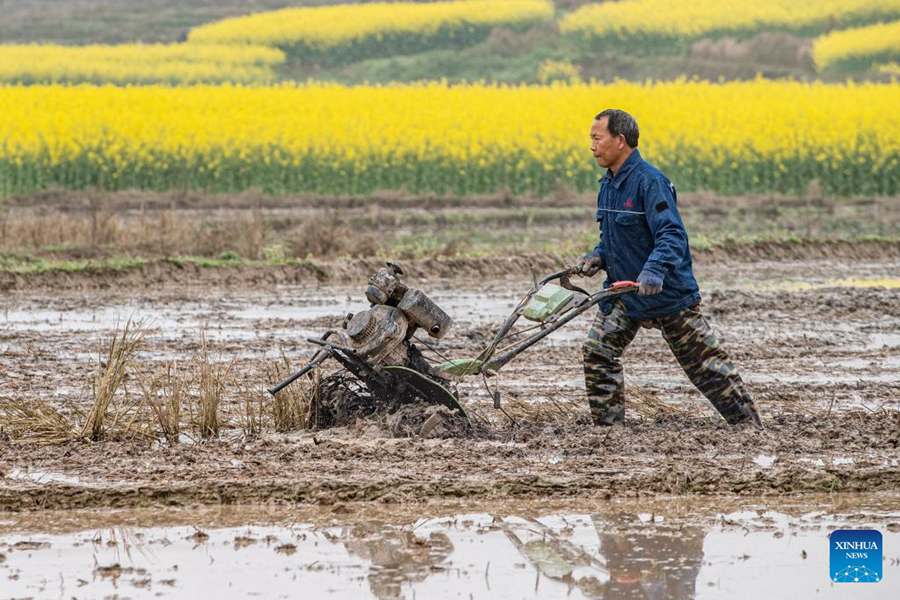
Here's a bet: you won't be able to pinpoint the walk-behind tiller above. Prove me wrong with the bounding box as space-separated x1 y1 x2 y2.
268 263 638 428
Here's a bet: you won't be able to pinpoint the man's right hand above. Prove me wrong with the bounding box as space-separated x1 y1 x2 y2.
574 256 604 277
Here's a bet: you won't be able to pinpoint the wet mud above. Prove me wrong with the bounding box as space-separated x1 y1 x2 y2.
1 258 899 512
2 409 899 513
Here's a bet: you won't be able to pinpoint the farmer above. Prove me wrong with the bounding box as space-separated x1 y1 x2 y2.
575 109 763 428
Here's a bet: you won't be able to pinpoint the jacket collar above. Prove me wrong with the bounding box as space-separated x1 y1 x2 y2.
601 149 642 189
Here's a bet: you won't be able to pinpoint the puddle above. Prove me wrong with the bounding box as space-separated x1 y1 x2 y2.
0 286 521 339
831 277 900 289
2 283 895 355
5 468 87 487
750 276 900 293
746 372 900 386
5 468 123 489
752 454 777 469
870 333 900 349
0 497 897 599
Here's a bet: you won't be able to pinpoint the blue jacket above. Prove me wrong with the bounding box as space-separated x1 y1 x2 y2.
590 149 701 319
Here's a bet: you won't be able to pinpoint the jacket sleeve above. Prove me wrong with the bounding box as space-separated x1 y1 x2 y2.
640 176 687 280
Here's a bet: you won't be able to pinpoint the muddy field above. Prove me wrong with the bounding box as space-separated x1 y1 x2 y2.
1 251 899 512
1 193 898 597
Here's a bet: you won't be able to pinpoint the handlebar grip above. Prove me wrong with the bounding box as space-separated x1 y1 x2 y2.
610 280 639 290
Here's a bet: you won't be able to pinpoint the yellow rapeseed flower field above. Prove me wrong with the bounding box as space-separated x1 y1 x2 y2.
189 0 553 56
0 81 897 196
0 0 551 85
0 43 285 85
813 20 900 72
561 0 900 43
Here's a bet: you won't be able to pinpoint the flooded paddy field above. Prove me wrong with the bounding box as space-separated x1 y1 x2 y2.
1 248 899 597
1 495 898 599
1 255 898 507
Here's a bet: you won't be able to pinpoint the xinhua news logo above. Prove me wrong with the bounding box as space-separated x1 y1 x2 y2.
830 529 883 583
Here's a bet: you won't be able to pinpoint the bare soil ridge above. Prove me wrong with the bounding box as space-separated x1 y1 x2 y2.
1 240 898 291
2 190 897 290
1 411 897 512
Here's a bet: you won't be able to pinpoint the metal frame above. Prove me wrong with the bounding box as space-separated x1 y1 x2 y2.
268 268 638 396
475 269 638 374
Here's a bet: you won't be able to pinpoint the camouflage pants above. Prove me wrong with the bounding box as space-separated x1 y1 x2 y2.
582 300 761 426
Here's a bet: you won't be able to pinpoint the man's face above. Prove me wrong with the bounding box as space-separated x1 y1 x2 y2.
590 117 627 169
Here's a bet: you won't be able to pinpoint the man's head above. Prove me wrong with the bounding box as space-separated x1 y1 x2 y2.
590 109 639 172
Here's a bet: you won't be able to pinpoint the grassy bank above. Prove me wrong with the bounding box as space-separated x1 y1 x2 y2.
0 191 897 276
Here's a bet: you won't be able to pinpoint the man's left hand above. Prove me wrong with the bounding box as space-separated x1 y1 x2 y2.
637 270 663 295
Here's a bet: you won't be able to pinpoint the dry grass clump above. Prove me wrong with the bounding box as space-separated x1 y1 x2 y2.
0 396 79 444
0 202 123 258
266 355 318 432
1 204 381 262
626 388 684 418
238 387 264 438
191 331 235 439
138 348 316 441
141 362 186 444
497 387 682 428
81 319 147 442
287 212 379 258
187 209 268 259
0 319 150 444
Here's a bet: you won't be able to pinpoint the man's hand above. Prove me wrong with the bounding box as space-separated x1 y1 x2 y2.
637 270 663 295
574 256 604 277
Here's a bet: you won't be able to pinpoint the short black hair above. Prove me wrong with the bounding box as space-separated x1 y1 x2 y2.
594 109 639 148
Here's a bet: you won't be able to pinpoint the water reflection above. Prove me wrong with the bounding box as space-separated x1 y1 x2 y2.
499 513 704 600
588 514 703 599
0 500 897 599
342 522 454 598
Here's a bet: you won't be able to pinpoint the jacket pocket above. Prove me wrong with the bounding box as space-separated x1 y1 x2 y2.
614 213 643 227
613 212 651 251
